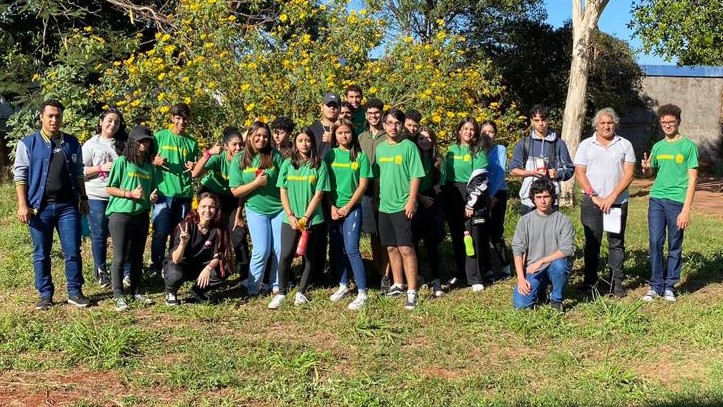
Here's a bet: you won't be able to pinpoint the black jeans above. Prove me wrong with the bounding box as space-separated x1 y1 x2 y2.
580 197 628 285
108 212 149 297
480 190 510 271
444 182 489 285
163 261 226 294
278 223 323 295
412 192 445 281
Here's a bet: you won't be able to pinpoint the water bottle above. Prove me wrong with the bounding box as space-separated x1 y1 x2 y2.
296 229 310 256
463 231 475 257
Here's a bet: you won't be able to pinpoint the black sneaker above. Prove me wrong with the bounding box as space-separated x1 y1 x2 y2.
386 285 405 297
190 285 209 303
36 296 53 310
98 272 111 289
165 292 179 306
550 301 564 313
380 275 391 292
68 293 90 308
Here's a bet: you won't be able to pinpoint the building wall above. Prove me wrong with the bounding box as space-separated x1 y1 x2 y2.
618 67 723 163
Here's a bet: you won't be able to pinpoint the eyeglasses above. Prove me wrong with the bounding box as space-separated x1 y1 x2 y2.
384 121 403 127
660 120 677 126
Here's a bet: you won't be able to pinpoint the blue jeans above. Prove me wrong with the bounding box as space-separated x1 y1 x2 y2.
513 258 570 309
648 197 685 293
87 199 131 279
151 196 191 271
28 202 84 297
245 207 282 295
330 205 367 291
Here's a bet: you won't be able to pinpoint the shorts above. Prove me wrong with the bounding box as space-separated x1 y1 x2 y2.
378 211 413 247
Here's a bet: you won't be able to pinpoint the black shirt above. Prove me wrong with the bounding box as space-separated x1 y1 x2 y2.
171 222 219 271
309 120 332 158
44 136 74 203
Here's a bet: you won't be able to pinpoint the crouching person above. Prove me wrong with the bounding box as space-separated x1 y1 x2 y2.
164 192 233 305
512 179 575 312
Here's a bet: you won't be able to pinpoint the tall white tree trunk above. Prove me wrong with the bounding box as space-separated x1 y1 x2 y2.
559 0 609 206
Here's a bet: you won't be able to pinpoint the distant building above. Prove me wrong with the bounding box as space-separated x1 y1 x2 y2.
620 65 723 164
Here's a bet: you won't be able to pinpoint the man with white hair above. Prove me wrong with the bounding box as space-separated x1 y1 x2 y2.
574 107 636 296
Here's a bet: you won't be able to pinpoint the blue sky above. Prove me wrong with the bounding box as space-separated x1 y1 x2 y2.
544 0 674 65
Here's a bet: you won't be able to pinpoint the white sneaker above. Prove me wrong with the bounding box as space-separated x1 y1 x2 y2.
471 284 484 292
133 293 154 304
122 275 131 289
268 294 286 309
404 291 418 310
663 289 677 302
294 292 309 305
347 293 367 311
431 279 444 298
641 289 658 302
330 285 351 302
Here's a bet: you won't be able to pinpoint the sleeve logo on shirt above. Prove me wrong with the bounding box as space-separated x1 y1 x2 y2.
394 155 403 165
350 161 359 171
463 154 471 162
676 154 684 164
308 175 316 184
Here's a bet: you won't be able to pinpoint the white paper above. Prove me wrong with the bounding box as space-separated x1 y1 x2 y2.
603 207 622 234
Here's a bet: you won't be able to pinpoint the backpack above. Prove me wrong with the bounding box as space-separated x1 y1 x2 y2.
522 134 559 166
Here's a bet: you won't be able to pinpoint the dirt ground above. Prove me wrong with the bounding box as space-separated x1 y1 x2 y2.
632 174 723 218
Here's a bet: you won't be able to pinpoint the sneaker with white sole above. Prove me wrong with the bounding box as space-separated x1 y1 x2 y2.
347 294 367 311
386 284 405 297
133 293 154 304
431 279 443 298
268 294 286 309
68 293 90 308
294 292 309 305
471 284 484 292
641 289 658 302
330 286 351 302
115 297 129 311
404 291 418 310
165 292 179 306
663 289 677 302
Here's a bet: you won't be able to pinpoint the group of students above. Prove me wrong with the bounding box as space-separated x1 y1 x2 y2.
15 89 698 313
74 87 520 311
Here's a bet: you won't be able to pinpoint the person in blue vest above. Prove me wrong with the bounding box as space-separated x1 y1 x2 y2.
13 99 90 310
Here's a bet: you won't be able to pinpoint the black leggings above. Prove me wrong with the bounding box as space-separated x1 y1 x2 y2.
278 223 323 295
481 189 510 270
413 193 445 281
163 261 226 294
443 182 489 285
108 212 149 297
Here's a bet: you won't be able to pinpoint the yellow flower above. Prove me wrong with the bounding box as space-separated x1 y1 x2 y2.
279 14 288 23
246 103 255 112
157 72 166 80
83 26 93 33
159 106 170 114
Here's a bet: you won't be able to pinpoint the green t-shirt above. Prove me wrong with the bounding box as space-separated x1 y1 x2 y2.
324 148 373 207
373 139 426 214
650 136 699 203
105 156 159 215
229 150 283 216
200 153 234 197
277 159 330 225
419 154 445 194
352 107 366 136
153 128 200 198
444 144 488 184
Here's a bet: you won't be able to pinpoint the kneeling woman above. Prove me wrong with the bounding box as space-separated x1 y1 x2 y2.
164 192 234 305
268 128 330 309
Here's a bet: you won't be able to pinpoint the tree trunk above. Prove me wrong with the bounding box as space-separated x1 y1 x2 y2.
560 0 608 207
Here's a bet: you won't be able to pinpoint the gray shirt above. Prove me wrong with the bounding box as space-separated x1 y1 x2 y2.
574 133 636 204
82 134 120 200
511 210 575 271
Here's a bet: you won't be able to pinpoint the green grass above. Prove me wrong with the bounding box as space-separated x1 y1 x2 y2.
1 181 723 406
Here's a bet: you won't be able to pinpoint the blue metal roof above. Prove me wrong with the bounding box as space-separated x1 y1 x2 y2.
642 65 723 78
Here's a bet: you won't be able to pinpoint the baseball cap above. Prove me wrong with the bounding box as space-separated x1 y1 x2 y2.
129 125 154 142
322 93 340 106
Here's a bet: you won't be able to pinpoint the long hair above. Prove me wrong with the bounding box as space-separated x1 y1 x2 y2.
330 118 361 162
415 126 444 185
291 127 320 170
122 136 154 166
241 121 273 170
455 117 482 158
97 107 128 155
177 192 234 276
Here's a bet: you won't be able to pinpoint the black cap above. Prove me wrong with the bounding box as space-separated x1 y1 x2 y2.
322 93 340 106
129 125 153 142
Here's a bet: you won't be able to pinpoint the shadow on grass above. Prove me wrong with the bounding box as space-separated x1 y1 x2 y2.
621 249 723 294
645 397 723 407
